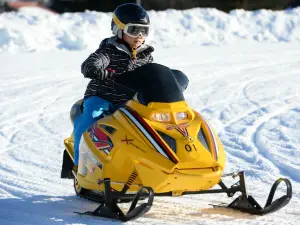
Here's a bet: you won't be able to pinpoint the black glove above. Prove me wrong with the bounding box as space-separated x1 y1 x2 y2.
93 68 115 80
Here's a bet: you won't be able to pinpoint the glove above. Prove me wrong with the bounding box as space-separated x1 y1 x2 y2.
98 68 115 80
91 68 115 80
105 68 115 79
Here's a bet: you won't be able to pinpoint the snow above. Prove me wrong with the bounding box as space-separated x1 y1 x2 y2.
1 7 300 52
0 6 300 225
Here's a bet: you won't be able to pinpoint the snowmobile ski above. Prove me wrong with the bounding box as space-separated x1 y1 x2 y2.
212 172 292 215
75 179 154 222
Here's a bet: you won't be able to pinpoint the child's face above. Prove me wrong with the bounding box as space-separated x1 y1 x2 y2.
123 34 145 49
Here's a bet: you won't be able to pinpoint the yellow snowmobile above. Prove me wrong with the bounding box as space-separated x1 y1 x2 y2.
61 63 292 222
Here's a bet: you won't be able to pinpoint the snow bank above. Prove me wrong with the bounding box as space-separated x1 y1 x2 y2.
0 6 300 52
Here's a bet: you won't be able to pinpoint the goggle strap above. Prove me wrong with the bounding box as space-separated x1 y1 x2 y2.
112 13 126 30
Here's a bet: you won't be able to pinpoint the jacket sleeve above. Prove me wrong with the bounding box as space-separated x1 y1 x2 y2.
81 47 111 80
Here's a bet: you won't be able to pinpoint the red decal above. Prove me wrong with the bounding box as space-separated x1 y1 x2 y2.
166 123 190 137
88 123 113 151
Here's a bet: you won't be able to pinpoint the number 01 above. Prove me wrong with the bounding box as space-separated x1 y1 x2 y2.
185 144 197 152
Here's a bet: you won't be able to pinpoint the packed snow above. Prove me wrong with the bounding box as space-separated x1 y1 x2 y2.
0 6 300 225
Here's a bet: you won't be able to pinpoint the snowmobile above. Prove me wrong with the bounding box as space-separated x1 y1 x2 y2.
61 63 292 222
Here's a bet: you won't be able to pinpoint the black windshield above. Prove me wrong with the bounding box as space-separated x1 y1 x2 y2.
115 63 189 105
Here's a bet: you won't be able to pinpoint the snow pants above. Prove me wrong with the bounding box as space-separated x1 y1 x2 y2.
73 96 116 166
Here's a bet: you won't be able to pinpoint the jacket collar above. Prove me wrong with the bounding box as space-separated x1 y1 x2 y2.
104 36 154 57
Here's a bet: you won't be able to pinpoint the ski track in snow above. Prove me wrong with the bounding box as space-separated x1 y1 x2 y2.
0 43 300 224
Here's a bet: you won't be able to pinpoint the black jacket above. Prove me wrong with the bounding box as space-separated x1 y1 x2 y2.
81 36 154 105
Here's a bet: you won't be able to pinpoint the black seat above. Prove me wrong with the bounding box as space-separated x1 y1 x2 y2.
70 99 84 125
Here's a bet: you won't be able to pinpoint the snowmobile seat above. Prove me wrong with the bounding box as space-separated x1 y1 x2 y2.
69 98 116 125
70 99 84 125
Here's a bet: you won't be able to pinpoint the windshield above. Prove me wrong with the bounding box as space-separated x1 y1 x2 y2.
115 63 189 105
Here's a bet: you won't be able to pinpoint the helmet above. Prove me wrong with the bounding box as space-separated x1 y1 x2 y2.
111 3 150 38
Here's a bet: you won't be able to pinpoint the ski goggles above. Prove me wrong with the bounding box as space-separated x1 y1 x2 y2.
124 24 150 38
113 13 150 38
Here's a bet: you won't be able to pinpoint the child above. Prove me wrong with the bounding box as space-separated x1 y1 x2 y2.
73 3 154 172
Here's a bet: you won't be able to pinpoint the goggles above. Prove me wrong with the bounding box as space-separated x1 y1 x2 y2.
124 24 150 38
124 23 150 37
112 13 150 38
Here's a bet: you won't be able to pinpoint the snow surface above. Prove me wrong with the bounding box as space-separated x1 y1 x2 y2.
1 6 300 52
0 6 300 225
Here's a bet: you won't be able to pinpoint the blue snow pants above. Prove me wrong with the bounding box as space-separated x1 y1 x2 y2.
73 96 116 166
